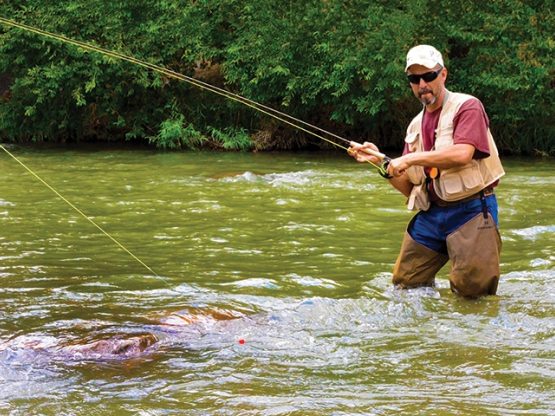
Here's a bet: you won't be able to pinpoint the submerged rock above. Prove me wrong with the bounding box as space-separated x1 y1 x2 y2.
0 308 242 363
60 333 159 359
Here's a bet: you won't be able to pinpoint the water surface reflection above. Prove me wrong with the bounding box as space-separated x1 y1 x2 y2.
0 149 553 414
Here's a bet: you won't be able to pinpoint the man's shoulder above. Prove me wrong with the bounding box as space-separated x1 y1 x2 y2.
451 92 490 129
450 90 476 99
449 91 485 115
449 91 481 105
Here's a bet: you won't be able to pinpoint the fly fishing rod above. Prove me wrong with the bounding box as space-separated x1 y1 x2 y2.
0 16 392 172
0 16 393 278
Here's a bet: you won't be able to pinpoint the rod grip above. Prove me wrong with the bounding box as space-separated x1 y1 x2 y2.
349 141 387 160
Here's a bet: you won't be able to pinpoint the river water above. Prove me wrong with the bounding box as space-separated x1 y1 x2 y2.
0 147 553 415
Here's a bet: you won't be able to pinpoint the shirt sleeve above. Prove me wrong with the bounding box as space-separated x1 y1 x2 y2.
453 98 491 159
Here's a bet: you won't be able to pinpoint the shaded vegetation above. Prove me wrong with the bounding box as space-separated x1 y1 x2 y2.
0 1 554 154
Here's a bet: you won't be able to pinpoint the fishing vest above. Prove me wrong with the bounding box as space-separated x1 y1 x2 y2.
404 90 505 211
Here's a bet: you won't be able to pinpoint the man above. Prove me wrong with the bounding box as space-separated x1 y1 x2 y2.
349 45 504 298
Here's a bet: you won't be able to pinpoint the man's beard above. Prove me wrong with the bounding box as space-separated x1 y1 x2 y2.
419 88 436 106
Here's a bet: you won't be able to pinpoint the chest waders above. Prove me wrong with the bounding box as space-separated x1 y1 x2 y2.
393 191 501 298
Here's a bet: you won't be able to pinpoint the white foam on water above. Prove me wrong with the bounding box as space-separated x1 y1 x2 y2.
284 273 340 289
511 225 555 240
221 278 280 290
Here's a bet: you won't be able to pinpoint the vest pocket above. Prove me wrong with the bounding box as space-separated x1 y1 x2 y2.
407 181 431 211
404 132 420 153
433 162 485 201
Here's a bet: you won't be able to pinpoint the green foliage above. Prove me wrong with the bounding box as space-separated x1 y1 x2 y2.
208 126 253 151
148 114 206 150
0 0 554 154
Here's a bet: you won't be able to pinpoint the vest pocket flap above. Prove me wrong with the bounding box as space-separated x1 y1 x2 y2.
434 163 485 201
405 132 419 144
461 169 483 189
405 132 420 153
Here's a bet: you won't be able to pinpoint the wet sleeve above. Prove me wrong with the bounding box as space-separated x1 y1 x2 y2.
453 99 491 159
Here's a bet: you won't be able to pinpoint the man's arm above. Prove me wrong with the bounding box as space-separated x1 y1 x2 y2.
388 143 475 177
388 174 413 197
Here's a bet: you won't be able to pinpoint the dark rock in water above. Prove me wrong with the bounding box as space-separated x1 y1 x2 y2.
60 333 158 359
0 308 243 364
0 333 159 363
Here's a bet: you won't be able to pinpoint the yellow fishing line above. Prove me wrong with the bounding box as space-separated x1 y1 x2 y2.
0 16 383 171
0 16 387 278
0 144 159 277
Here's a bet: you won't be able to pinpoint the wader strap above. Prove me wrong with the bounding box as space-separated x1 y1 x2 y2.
479 190 488 219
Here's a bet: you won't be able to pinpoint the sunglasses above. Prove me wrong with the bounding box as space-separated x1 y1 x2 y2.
407 68 442 84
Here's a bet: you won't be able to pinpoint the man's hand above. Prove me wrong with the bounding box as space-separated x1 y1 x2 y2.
387 154 414 177
348 141 383 165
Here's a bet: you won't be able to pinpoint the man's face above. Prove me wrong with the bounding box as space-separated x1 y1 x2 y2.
406 64 447 108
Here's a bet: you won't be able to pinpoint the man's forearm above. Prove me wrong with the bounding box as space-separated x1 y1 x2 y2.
389 174 413 197
403 144 475 170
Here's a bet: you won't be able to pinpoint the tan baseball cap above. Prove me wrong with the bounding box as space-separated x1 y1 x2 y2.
405 45 444 71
